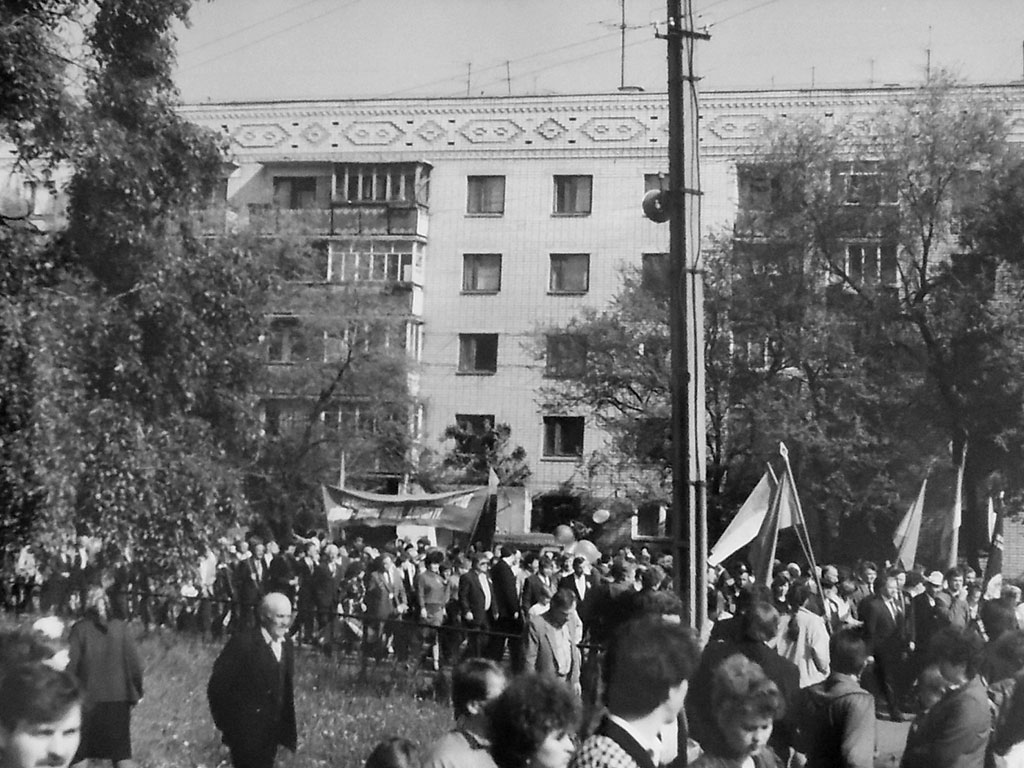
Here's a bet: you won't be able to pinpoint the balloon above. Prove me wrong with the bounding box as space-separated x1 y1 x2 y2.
572 539 600 564
592 508 610 524
554 524 575 545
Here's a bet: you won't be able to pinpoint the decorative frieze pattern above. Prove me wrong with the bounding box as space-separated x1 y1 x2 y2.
185 86 1024 159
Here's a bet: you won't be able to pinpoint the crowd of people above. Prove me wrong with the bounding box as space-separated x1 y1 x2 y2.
2 533 1024 768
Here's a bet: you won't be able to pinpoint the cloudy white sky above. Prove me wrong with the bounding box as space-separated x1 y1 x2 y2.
172 0 1024 103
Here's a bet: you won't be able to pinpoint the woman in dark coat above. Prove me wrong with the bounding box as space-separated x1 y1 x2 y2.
68 586 143 767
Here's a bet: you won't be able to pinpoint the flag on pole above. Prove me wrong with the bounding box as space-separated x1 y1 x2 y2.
748 455 800 586
983 505 1004 600
987 496 996 543
709 470 777 567
487 466 500 495
947 442 967 569
893 478 927 571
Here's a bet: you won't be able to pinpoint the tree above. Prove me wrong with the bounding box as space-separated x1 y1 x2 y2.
247 276 422 536
0 1 286 576
546 78 1024 564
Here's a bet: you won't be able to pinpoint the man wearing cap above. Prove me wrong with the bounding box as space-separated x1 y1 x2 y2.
909 570 952 674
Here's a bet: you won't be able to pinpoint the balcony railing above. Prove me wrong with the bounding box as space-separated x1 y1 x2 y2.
247 202 428 237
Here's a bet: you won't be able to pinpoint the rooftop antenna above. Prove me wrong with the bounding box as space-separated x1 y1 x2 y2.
869 58 875 87
811 66 816 88
926 25 932 81
620 0 626 89
466 62 471 97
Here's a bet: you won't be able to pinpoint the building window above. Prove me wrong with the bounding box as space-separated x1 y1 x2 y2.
737 164 786 213
272 177 320 209
331 249 414 282
832 161 897 207
462 254 502 292
543 416 584 458
841 243 898 286
263 399 309 437
467 176 505 214
452 414 495 457
545 334 587 378
549 254 590 294
632 501 668 539
458 333 498 374
553 175 592 215
641 253 670 291
267 317 309 364
644 173 669 193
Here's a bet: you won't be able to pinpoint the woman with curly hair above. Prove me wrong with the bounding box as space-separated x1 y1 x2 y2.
487 673 580 768
691 654 786 768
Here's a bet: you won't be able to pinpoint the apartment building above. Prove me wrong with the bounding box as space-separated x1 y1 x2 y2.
175 85 1024 520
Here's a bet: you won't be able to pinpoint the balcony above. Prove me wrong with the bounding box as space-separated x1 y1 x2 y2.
247 202 428 238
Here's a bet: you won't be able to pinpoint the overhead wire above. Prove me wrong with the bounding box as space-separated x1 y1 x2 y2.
180 0 362 73
179 0 331 56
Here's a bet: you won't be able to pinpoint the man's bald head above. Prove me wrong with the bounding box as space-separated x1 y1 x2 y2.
259 593 293 640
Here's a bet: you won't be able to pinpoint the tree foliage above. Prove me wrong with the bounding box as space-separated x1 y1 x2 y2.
548 77 1024 564
0 1 288 576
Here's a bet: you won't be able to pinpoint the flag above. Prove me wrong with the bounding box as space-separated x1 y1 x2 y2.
488 466 500 495
983 508 1004 600
893 478 927 571
987 496 996 543
709 470 777 567
947 443 967 568
748 457 800 585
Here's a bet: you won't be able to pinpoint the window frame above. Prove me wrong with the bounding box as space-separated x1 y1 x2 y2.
553 175 593 216
544 334 588 379
466 175 506 216
462 253 503 293
542 416 585 459
548 253 590 294
457 333 499 375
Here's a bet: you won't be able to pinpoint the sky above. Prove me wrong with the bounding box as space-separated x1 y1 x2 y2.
172 0 1024 103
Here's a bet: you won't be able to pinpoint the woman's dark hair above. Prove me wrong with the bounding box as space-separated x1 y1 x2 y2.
785 579 814 641
711 654 785 731
425 550 445 567
364 737 420 768
487 673 579 768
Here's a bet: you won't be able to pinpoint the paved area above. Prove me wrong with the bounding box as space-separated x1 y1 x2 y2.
876 718 911 768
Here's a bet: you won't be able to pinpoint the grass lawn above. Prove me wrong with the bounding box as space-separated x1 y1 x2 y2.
118 630 450 768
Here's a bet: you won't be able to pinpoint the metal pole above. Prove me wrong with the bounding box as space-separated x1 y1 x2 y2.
665 0 708 631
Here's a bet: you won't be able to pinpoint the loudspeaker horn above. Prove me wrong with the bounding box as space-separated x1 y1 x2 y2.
642 189 671 223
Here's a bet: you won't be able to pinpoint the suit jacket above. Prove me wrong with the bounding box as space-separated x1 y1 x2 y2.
521 573 555 611
558 572 594 607
525 612 581 687
267 553 298 600
491 560 520 620
207 628 297 753
364 570 397 620
311 561 342 612
861 595 909 655
235 557 263 606
909 591 951 649
901 676 991 768
458 570 496 627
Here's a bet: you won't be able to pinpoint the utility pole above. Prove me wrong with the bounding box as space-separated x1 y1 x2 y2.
663 0 708 631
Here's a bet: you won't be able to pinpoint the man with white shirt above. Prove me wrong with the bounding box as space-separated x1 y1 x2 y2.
208 593 297 768
572 616 701 768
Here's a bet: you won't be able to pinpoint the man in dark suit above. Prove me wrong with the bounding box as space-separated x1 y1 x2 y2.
558 555 596 632
861 569 911 721
459 553 496 658
235 544 264 630
208 592 297 768
267 541 298 603
311 544 342 652
487 546 523 668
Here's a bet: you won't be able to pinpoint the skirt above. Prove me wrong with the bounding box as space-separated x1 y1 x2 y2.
75 701 133 761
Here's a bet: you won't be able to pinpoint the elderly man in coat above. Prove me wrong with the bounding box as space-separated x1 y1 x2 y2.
208 592 297 768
